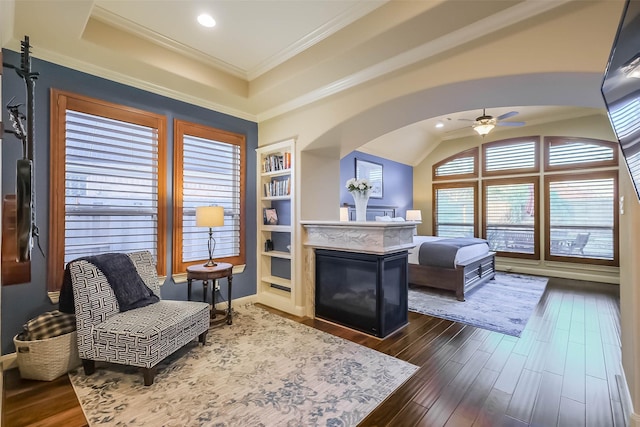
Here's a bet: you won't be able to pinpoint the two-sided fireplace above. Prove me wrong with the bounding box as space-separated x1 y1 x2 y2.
314 249 408 338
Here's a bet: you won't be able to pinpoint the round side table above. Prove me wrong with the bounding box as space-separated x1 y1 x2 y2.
186 262 233 325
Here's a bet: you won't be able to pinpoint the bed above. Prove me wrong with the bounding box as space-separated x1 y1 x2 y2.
407 236 496 301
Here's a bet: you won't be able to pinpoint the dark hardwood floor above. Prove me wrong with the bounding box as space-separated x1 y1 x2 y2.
3 277 624 427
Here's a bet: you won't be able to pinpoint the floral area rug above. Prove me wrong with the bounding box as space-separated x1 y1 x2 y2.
69 304 418 426
408 272 548 337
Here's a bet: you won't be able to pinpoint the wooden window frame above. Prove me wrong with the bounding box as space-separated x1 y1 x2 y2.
544 136 619 172
172 119 246 274
432 181 479 237
482 136 540 177
544 170 619 266
482 176 540 260
48 89 167 292
432 147 478 181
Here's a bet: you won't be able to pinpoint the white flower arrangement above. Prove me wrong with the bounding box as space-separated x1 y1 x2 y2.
345 178 373 193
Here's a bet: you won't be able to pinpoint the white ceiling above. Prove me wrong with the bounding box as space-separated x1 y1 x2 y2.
2 0 623 165
94 0 387 79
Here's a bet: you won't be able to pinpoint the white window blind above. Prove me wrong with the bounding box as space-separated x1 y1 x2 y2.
485 141 536 172
181 134 240 263
435 156 475 177
625 150 640 188
64 110 158 263
610 97 640 139
485 182 536 254
434 186 475 237
548 177 615 260
548 141 614 167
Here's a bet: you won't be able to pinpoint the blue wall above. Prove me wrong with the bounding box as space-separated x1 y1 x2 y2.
1 49 258 354
340 151 413 217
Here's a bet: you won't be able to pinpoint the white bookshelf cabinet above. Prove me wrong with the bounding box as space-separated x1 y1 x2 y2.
256 139 302 315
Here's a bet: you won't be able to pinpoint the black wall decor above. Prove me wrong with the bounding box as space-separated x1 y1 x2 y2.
3 36 40 262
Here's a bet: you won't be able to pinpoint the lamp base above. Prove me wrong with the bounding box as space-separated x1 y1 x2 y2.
203 260 218 267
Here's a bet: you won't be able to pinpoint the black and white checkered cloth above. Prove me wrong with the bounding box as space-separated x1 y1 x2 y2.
19 310 76 341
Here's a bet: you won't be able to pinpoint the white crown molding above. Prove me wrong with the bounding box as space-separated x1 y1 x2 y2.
29 47 257 122
246 0 387 80
257 0 572 122
91 6 248 79
7 0 572 124
93 2 386 81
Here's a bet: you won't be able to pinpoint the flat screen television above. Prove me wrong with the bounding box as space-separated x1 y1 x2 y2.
601 0 640 201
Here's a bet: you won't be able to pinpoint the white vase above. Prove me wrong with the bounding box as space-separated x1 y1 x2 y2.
351 190 370 221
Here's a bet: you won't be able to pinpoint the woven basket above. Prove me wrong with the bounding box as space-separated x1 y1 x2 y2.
14 331 81 381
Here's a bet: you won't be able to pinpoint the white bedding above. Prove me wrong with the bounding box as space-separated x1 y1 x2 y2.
408 236 490 266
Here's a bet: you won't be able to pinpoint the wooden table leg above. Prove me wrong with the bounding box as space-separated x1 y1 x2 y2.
187 278 192 301
202 280 208 304
211 279 218 320
227 273 233 325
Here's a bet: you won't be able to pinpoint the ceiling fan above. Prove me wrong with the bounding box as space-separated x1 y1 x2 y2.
459 108 526 136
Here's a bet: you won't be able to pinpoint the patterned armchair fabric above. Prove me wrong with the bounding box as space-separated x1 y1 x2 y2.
69 251 210 386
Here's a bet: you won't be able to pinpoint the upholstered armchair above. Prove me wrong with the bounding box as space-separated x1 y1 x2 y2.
69 251 210 385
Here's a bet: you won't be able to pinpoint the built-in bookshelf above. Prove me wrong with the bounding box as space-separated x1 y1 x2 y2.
256 139 302 316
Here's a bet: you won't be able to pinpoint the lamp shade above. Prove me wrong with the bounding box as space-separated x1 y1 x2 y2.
473 120 495 136
339 207 349 222
196 206 224 227
406 209 422 222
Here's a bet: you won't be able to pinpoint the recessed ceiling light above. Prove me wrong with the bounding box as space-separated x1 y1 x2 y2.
197 13 216 28
435 121 444 128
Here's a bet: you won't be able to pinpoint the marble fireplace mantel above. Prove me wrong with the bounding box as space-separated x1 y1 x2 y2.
300 221 416 254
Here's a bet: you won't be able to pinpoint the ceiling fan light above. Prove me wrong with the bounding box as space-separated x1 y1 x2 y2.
473 122 495 136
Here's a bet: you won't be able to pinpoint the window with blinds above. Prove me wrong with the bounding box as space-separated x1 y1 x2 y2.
173 120 245 273
432 148 478 180
49 90 167 291
64 111 160 262
610 96 640 139
483 179 538 258
546 173 617 264
434 135 618 264
433 183 477 237
544 137 618 171
483 138 539 176
610 98 640 198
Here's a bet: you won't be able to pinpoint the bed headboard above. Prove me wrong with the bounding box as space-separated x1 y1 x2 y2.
345 204 397 221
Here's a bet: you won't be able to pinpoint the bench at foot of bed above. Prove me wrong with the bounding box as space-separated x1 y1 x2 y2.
408 252 496 301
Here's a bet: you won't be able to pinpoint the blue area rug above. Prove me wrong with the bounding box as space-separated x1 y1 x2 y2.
408 272 548 337
69 304 418 426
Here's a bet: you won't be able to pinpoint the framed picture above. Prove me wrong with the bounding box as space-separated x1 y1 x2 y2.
355 158 383 198
263 208 278 225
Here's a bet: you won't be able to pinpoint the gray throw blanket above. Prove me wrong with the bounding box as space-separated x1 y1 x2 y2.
418 237 488 268
59 253 159 313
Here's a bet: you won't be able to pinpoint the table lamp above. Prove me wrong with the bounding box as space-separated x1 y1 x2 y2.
406 209 422 222
196 205 224 267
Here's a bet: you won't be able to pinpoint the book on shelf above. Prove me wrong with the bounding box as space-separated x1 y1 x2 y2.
262 151 291 173
263 177 291 197
284 152 291 169
263 208 278 225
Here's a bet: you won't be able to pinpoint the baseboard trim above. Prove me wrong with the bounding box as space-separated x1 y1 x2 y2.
496 264 619 285
214 294 257 310
1 353 17 371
